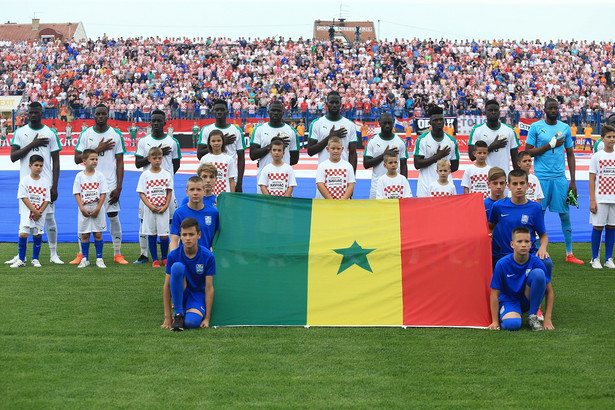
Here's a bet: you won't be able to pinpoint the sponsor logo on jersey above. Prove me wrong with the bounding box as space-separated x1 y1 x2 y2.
196 264 204 275
205 216 212 226
521 214 529 224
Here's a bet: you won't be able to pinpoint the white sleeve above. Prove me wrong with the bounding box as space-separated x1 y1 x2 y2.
17 178 27 199
257 168 268 186
375 176 385 199
403 177 413 198
287 166 297 187
99 174 109 195
347 163 356 183
227 156 237 179
316 163 326 183
72 174 81 195
136 172 146 193
534 177 544 200
461 169 471 188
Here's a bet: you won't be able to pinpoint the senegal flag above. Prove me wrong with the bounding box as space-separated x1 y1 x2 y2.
211 193 492 327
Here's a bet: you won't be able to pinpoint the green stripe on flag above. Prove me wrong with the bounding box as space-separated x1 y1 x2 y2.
211 193 311 326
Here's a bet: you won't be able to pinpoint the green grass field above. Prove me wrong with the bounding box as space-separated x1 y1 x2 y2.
1 242 614 408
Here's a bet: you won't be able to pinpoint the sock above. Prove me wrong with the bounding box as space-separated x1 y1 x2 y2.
170 263 186 316
184 312 203 329
605 228 615 260
18 236 27 261
527 269 547 316
32 236 42 260
77 236 82 254
591 228 603 260
45 213 58 256
94 239 104 259
501 318 522 331
108 215 122 255
81 241 90 261
160 237 169 260
148 235 158 261
139 223 148 257
559 212 573 253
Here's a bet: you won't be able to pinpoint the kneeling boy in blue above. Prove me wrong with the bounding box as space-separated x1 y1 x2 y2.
488 227 555 331
162 217 215 330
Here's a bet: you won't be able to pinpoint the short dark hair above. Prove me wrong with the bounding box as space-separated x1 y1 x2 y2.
151 109 165 118
29 102 43 110
485 99 499 108
544 98 558 108
270 137 285 149
187 175 205 188
180 217 201 234
29 154 44 165
212 99 228 108
207 129 226 152
327 91 341 100
82 148 97 160
474 140 488 149
606 113 615 126
517 150 532 160
512 226 531 239
601 124 615 138
508 168 528 182
95 104 109 113
428 105 443 117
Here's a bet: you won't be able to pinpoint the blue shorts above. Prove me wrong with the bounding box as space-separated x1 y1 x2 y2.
183 288 206 316
499 297 530 321
540 176 569 213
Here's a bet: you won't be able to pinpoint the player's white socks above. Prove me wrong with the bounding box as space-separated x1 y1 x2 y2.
108 215 122 256
45 213 58 257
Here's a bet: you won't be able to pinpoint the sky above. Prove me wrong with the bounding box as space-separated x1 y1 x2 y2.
6 0 615 42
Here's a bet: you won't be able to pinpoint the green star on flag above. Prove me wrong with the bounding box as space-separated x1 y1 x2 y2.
333 241 376 274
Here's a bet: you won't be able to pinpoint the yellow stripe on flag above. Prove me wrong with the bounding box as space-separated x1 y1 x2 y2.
307 200 403 326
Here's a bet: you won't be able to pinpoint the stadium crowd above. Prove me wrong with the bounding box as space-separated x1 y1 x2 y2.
1 36 614 126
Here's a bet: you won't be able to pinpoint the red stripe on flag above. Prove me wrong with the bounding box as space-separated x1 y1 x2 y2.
399 194 492 327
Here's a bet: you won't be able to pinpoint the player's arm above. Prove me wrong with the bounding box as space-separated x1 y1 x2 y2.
566 146 577 195
400 158 408 178
135 155 149 169
236 150 245 192
250 142 270 160
509 148 519 169
307 137 329 156
543 282 555 330
488 288 501 330
450 159 459 173
536 232 550 260
290 150 299 166
468 144 476 161
10 138 48 162
172 158 180 174
161 274 172 328
201 275 214 328
413 145 451 169
51 151 60 202
589 173 597 213
109 153 124 204
197 143 209 159
316 182 333 199
342 182 355 200
348 142 357 173
74 151 83 165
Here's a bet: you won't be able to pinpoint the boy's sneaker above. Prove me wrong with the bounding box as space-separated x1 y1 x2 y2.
565 254 584 264
6 254 22 264
96 258 107 268
171 313 184 331
113 254 129 264
537 307 544 321
69 253 83 265
605 258 615 269
133 255 149 264
161 259 167 267
31 259 42 268
591 258 603 269
77 259 90 268
10 259 26 268
152 260 161 268
50 255 64 264
528 314 544 331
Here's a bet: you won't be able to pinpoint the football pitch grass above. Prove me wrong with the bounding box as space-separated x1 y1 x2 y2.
1 242 614 408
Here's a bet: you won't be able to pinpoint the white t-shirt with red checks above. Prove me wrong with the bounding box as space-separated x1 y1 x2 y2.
315 159 356 199
200 152 237 196
590 149 615 203
18 174 51 216
73 170 109 205
136 169 174 207
257 162 297 197
429 180 457 197
375 173 412 199
461 164 491 199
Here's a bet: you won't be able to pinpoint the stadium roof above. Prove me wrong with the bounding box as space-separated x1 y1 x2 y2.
0 19 87 42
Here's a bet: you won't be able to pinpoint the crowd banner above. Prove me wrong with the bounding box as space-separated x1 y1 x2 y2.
518 118 539 137
457 115 487 135
413 116 457 135
210 193 492 328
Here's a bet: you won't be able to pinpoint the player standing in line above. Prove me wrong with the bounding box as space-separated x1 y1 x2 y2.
10 155 50 268
589 125 615 269
484 167 507 219
308 91 358 174
429 159 457 197
72 149 109 269
375 153 412 199
525 98 583 264
199 129 236 195
515 151 544 203
488 227 554 331
162 218 216 331
133 110 182 264
468 99 519 174
364 112 408 199
179 163 218 208
197 99 246 192
258 137 297 197
461 140 491 198
71 104 128 265
315 136 355 200
250 100 300 192
7 102 63 265
413 105 459 197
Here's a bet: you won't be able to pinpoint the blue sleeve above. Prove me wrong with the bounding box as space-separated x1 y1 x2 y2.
180 196 188 207
490 260 504 290
488 202 500 224
564 125 573 149
526 124 537 147
165 249 177 275
533 204 546 235
205 252 216 276
170 211 181 236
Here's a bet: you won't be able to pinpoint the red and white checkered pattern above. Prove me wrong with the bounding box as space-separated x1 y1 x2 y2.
212 162 229 196
384 185 404 198
27 186 47 209
80 182 100 204
599 159 615 195
146 178 170 206
430 191 454 197
469 174 489 199
267 173 289 197
325 169 348 200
